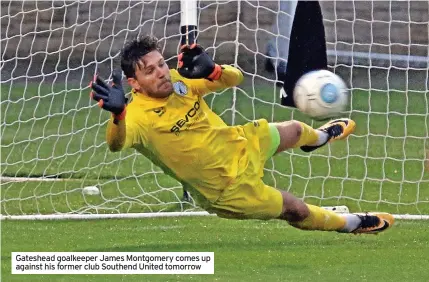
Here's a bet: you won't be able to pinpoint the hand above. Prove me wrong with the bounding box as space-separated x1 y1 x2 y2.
177 44 222 80
90 70 127 116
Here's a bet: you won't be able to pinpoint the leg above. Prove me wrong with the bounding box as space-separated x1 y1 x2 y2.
277 190 347 231
277 190 309 222
270 121 392 233
272 120 320 153
280 192 347 231
272 120 327 153
277 190 394 234
212 119 393 234
272 118 357 154
212 180 394 234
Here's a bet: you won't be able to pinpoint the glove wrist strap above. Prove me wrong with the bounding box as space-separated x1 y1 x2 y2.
112 108 126 124
207 64 222 80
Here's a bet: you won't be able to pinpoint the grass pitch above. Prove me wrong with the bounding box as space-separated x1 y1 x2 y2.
2 217 429 281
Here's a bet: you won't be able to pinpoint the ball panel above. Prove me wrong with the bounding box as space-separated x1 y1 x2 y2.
320 83 338 104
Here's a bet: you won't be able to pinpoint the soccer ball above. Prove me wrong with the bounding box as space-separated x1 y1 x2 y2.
293 70 349 120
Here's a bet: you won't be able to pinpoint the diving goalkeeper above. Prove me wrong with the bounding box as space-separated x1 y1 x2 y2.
90 35 393 234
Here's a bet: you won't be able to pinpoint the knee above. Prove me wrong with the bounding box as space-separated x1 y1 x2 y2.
289 120 302 139
277 120 302 137
275 120 303 152
281 200 310 222
290 202 310 222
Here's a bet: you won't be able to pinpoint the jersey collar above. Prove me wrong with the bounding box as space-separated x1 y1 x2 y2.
131 88 172 105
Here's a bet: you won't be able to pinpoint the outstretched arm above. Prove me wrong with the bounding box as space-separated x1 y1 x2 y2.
90 70 131 152
105 113 127 152
177 44 243 96
202 64 243 93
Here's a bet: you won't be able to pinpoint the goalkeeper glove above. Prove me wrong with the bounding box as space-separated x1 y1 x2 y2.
177 44 222 80
90 70 127 121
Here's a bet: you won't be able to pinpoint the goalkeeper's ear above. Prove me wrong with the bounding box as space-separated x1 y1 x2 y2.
280 1 328 108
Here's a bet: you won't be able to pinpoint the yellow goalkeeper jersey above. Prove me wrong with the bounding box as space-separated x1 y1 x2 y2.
114 66 247 204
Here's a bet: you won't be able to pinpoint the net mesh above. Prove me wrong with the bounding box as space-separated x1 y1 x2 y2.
1 1 428 216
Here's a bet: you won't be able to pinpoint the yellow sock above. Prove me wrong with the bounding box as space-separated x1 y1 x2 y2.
290 204 346 231
293 122 319 148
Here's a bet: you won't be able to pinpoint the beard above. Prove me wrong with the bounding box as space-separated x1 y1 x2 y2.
145 81 173 98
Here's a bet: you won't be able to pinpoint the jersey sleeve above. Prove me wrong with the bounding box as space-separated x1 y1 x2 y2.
123 114 151 150
173 65 243 97
105 113 148 151
122 118 137 150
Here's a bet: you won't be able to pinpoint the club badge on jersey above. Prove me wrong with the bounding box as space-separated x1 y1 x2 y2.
173 81 188 96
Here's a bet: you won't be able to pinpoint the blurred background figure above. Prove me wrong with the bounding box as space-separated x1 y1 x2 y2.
265 0 297 83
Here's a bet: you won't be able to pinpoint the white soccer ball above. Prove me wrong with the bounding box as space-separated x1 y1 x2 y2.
293 70 349 119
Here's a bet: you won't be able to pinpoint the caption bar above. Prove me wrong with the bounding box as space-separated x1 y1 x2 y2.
12 252 214 274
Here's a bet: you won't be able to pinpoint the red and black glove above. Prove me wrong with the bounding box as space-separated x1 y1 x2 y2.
177 44 222 80
90 70 127 123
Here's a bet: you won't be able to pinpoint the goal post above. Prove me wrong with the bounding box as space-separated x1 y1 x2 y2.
1 1 428 220
180 0 198 46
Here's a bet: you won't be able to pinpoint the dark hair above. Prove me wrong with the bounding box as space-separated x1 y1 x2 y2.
121 35 161 78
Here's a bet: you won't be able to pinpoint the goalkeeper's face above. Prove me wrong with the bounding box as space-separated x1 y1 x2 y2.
129 51 173 98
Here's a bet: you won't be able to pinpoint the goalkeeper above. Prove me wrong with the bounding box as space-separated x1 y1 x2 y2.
90 35 393 234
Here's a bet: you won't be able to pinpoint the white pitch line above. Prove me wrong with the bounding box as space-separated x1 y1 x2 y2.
0 176 80 182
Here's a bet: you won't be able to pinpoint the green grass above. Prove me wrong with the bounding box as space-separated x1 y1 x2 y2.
2 217 429 281
1 82 428 215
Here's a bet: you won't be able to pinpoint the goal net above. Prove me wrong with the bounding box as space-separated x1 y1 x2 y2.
1 1 428 219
